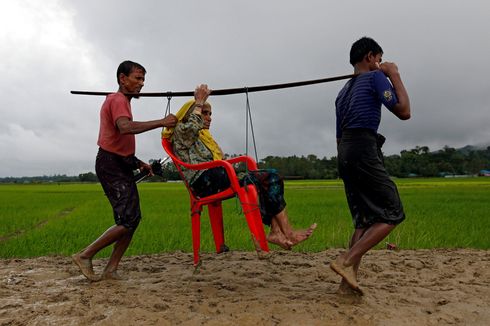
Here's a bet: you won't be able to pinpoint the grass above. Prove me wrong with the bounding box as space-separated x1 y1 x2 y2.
0 177 489 258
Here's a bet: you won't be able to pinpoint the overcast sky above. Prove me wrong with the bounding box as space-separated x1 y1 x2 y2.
1 0 489 177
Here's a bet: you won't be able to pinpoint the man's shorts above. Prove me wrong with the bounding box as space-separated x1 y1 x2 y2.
95 148 141 231
337 129 405 229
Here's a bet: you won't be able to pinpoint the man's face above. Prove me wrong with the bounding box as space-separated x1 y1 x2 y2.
367 52 383 71
120 68 145 94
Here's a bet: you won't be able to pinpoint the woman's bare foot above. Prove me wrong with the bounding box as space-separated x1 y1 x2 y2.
72 252 98 281
286 223 317 246
267 232 293 250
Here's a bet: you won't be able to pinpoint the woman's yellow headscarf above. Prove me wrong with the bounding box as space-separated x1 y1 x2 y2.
162 99 223 160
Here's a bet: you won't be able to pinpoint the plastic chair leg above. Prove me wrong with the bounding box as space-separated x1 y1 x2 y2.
191 211 201 267
238 186 270 253
243 185 269 252
208 202 225 253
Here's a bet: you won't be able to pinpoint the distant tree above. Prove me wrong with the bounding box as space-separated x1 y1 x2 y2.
79 172 97 182
160 162 180 181
384 154 402 177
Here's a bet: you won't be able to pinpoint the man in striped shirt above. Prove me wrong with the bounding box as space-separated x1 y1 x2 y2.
330 37 411 294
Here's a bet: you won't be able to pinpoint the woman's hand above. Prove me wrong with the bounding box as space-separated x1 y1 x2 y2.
194 84 211 105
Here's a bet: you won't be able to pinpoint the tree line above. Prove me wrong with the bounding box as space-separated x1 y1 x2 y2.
1 145 489 184
160 145 490 181
384 145 490 177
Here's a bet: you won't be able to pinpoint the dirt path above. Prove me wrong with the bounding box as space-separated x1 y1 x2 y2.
1 249 489 325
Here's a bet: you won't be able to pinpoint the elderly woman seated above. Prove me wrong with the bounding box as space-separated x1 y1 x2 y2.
162 84 316 249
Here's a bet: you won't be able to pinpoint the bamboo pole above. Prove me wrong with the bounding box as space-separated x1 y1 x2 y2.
71 73 356 97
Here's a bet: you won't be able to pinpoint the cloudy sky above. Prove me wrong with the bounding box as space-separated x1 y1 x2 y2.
1 0 489 177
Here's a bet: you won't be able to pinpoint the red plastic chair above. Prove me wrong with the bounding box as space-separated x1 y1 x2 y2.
162 138 269 266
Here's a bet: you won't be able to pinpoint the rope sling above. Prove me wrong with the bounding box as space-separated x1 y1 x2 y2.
162 88 258 165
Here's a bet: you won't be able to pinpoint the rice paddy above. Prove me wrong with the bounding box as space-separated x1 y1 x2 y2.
0 177 488 258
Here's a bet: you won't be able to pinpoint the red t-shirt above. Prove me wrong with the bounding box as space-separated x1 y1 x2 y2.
97 92 135 156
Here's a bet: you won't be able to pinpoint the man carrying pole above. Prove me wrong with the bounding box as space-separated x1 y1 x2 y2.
72 60 177 281
330 37 411 294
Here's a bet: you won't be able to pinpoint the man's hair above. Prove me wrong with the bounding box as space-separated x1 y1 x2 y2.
116 60 146 84
349 37 383 66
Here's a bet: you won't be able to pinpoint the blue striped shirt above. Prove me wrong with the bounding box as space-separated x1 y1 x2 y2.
335 70 398 138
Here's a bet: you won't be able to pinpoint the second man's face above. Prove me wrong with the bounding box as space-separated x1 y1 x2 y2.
368 52 383 71
120 68 145 94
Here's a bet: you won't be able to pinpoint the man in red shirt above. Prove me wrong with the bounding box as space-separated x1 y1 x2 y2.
72 60 177 281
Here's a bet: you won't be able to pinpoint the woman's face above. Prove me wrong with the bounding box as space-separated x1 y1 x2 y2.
201 105 212 129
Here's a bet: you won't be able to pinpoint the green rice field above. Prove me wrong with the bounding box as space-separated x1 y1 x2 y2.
0 177 489 258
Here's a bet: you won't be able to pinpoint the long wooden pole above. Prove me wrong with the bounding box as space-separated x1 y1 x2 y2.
70 73 356 97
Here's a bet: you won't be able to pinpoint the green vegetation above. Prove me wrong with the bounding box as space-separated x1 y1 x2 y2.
257 145 490 179
1 145 489 184
384 145 490 177
0 178 489 258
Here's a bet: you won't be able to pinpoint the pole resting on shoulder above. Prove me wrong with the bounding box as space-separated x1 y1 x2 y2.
70 73 357 97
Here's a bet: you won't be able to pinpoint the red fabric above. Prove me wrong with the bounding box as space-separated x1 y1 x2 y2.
97 92 135 156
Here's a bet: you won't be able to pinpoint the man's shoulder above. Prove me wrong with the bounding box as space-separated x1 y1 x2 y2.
357 70 380 81
369 70 388 82
354 71 387 90
105 92 128 104
102 92 130 111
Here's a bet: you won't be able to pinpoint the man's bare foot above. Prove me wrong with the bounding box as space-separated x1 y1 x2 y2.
330 255 361 292
267 232 293 250
72 252 98 281
336 280 364 296
287 223 317 246
101 270 125 281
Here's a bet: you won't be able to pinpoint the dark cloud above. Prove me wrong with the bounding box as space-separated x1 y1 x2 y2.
1 0 489 176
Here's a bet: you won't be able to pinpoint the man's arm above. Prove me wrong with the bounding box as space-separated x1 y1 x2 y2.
116 114 177 134
379 62 411 120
